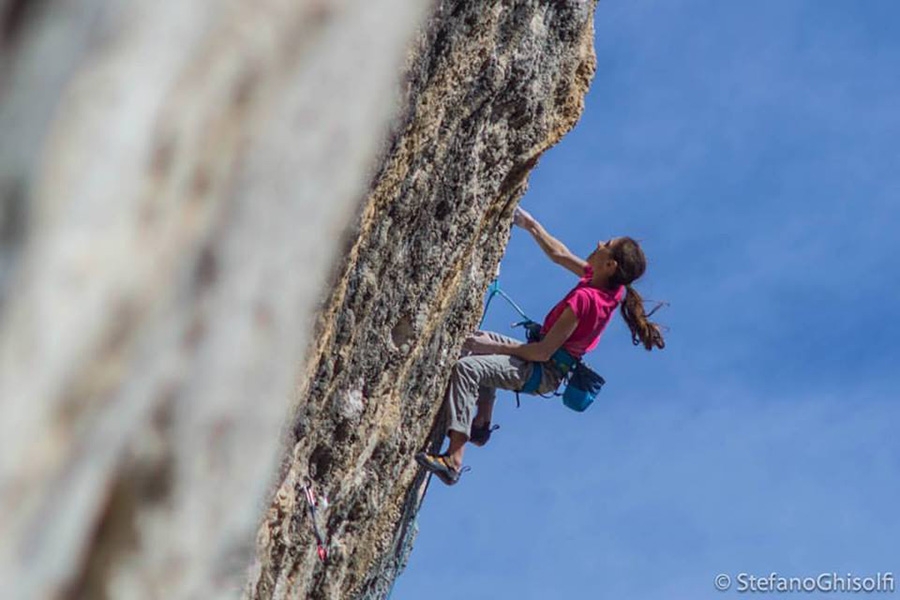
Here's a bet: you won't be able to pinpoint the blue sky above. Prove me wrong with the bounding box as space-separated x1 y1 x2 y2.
394 1 900 598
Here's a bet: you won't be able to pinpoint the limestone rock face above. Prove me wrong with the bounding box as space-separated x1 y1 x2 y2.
247 2 599 599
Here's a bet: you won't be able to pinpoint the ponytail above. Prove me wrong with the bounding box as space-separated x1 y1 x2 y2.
608 237 666 351
621 284 665 351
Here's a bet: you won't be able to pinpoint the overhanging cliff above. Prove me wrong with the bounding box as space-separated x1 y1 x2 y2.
246 2 599 598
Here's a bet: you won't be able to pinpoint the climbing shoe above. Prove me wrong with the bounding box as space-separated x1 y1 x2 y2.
469 422 499 447
415 452 465 486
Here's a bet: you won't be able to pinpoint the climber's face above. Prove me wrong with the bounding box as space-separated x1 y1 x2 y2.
588 237 621 279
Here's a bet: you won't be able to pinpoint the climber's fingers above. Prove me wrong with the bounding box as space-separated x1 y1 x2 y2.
513 206 533 228
462 331 489 354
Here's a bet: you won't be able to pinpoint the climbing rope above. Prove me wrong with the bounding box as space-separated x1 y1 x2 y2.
383 472 432 600
478 269 543 347
478 266 531 329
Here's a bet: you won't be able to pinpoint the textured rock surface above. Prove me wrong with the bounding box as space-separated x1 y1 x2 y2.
246 2 599 598
0 1 430 598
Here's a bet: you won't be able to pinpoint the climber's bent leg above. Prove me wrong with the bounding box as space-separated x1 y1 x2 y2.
473 386 496 428
464 330 523 427
445 352 534 439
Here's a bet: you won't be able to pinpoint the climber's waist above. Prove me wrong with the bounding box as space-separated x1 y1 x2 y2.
549 347 577 374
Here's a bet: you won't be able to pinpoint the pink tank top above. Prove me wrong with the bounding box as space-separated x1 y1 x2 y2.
539 265 625 358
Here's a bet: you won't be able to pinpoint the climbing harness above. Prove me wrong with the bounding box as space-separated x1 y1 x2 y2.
301 477 329 562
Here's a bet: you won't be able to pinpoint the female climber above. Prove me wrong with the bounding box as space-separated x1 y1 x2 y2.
415 206 665 485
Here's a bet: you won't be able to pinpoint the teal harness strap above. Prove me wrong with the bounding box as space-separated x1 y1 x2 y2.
550 347 577 374
519 348 577 395
521 363 543 394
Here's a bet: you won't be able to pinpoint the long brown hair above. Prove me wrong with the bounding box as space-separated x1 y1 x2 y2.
609 237 666 351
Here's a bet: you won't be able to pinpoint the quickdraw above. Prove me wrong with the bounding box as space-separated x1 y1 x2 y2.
301 477 329 562
478 266 530 329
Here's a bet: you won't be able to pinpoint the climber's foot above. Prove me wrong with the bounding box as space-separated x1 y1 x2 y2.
415 452 464 486
469 422 499 447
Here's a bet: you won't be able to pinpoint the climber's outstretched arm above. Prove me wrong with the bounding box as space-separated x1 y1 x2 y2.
513 207 588 277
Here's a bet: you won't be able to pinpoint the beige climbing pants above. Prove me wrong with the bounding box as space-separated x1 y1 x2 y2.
445 331 564 438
